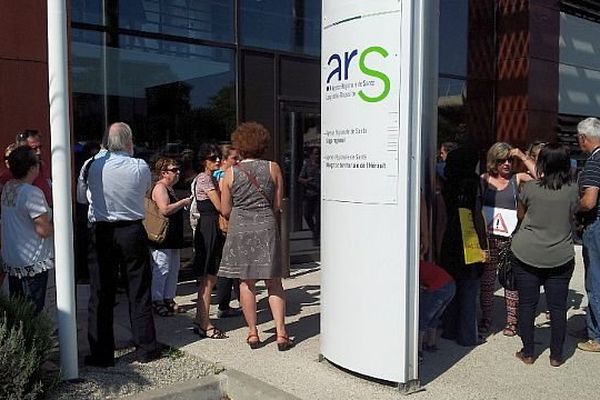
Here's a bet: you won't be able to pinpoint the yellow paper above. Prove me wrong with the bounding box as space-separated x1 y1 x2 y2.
458 208 486 265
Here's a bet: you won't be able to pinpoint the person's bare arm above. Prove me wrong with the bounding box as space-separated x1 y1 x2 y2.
207 189 221 212
152 183 191 216
220 168 233 219
33 213 53 238
580 187 599 212
270 162 284 213
510 148 537 181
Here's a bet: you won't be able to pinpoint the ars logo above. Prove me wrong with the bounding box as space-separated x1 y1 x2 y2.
326 46 391 103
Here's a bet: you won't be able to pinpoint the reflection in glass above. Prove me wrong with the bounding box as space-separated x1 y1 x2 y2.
439 0 468 77
438 78 467 143
119 0 234 43
71 30 236 166
241 0 321 55
71 0 103 25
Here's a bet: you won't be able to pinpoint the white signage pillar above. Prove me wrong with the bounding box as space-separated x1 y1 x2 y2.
320 0 438 389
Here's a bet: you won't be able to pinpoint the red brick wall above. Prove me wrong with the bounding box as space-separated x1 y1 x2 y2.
495 0 560 148
0 0 50 170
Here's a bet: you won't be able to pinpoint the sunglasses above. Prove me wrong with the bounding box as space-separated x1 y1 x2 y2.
16 129 40 142
206 155 220 162
496 157 514 164
164 167 180 173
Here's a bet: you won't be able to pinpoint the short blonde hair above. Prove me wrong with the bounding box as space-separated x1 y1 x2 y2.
486 142 512 175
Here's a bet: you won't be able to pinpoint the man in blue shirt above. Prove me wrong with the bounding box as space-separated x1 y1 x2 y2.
86 122 160 366
577 117 600 353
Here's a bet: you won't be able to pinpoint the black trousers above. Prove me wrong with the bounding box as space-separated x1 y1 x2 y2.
303 196 320 241
514 257 574 360
216 276 240 311
88 221 157 361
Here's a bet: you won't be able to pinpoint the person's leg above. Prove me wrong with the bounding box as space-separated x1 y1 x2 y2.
544 260 574 362
8 275 25 299
196 274 218 330
240 279 258 337
19 271 49 315
514 258 541 359
505 288 519 331
117 223 158 356
303 199 316 236
216 276 234 312
480 237 500 329
583 222 600 343
150 249 167 303
457 278 480 346
88 223 118 362
266 278 292 347
163 249 181 304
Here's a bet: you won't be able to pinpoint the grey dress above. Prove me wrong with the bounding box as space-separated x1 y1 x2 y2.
219 160 282 279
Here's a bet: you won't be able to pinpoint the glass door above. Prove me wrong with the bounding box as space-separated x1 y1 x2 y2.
279 101 321 250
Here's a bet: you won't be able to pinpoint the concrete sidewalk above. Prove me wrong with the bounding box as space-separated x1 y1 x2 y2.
81 247 598 399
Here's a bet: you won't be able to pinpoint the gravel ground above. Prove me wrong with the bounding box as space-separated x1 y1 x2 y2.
47 346 224 400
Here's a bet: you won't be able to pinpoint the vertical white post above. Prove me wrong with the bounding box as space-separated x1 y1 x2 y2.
47 0 78 380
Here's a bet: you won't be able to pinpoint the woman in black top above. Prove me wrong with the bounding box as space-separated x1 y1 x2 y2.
150 157 191 316
440 146 488 346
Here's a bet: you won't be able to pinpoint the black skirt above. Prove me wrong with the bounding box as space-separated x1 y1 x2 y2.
192 200 223 277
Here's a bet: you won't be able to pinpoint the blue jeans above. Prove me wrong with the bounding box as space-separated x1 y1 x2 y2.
420 281 456 332
442 278 480 346
8 270 49 315
583 220 600 341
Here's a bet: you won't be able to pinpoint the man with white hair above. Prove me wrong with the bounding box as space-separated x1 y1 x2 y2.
577 116 600 352
85 122 160 366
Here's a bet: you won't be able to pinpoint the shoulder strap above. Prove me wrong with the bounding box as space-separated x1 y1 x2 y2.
83 157 96 184
236 163 272 206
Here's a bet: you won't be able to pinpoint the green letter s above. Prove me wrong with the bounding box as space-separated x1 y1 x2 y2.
358 46 391 103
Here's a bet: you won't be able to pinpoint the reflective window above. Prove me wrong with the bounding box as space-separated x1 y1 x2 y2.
241 0 321 55
71 30 236 166
119 0 234 43
71 30 106 142
71 0 104 25
438 78 467 142
439 0 468 77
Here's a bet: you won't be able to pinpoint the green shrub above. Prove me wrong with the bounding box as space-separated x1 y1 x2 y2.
0 294 55 400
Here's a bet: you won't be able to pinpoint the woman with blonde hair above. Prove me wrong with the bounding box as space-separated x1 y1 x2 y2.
219 122 294 351
479 142 536 336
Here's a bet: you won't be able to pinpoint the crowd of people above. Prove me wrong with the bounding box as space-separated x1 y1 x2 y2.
4 116 600 370
420 116 600 367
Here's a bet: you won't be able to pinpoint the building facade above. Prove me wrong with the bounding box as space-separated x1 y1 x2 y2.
1 0 600 248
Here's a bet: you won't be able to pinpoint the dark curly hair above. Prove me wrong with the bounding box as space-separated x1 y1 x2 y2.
231 122 270 159
8 146 39 179
197 143 220 172
153 156 178 179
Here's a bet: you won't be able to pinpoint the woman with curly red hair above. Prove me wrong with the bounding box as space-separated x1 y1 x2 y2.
219 122 294 351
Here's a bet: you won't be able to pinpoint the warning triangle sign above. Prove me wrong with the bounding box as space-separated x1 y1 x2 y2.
489 213 509 234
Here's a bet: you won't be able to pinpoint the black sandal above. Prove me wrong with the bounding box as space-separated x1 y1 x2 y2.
194 326 228 339
247 333 261 349
153 301 172 317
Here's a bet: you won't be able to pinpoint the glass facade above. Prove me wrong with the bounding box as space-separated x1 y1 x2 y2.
438 0 469 145
240 0 321 55
71 0 320 165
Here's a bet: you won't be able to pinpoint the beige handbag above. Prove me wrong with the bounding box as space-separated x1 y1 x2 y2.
143 186 169 244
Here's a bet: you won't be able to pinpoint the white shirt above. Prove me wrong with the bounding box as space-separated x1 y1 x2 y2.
1 181 54 277
87 151 151 222
77 148 108 205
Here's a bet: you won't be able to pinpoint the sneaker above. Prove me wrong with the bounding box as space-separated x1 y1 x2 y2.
217 308 241 318
569 327 588 340
577 339 600 352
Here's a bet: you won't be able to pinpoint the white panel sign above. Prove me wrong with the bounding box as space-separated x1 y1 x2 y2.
321 2 401 204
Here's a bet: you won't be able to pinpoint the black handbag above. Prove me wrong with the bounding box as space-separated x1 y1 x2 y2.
497 239 516 290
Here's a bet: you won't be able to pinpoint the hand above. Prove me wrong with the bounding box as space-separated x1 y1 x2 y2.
509 148 527 161
481 250 490 263
182 197 192 207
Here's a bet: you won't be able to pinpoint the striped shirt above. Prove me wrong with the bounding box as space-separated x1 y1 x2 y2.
580 147 600 222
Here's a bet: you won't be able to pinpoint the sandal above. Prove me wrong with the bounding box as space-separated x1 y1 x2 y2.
276 336 295 352
246 333 261 349
194 326 228 339
503 324 517 337
164 299 181 314
153 301 173 317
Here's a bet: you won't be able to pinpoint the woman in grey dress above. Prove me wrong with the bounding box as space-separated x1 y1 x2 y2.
219 122 294 351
